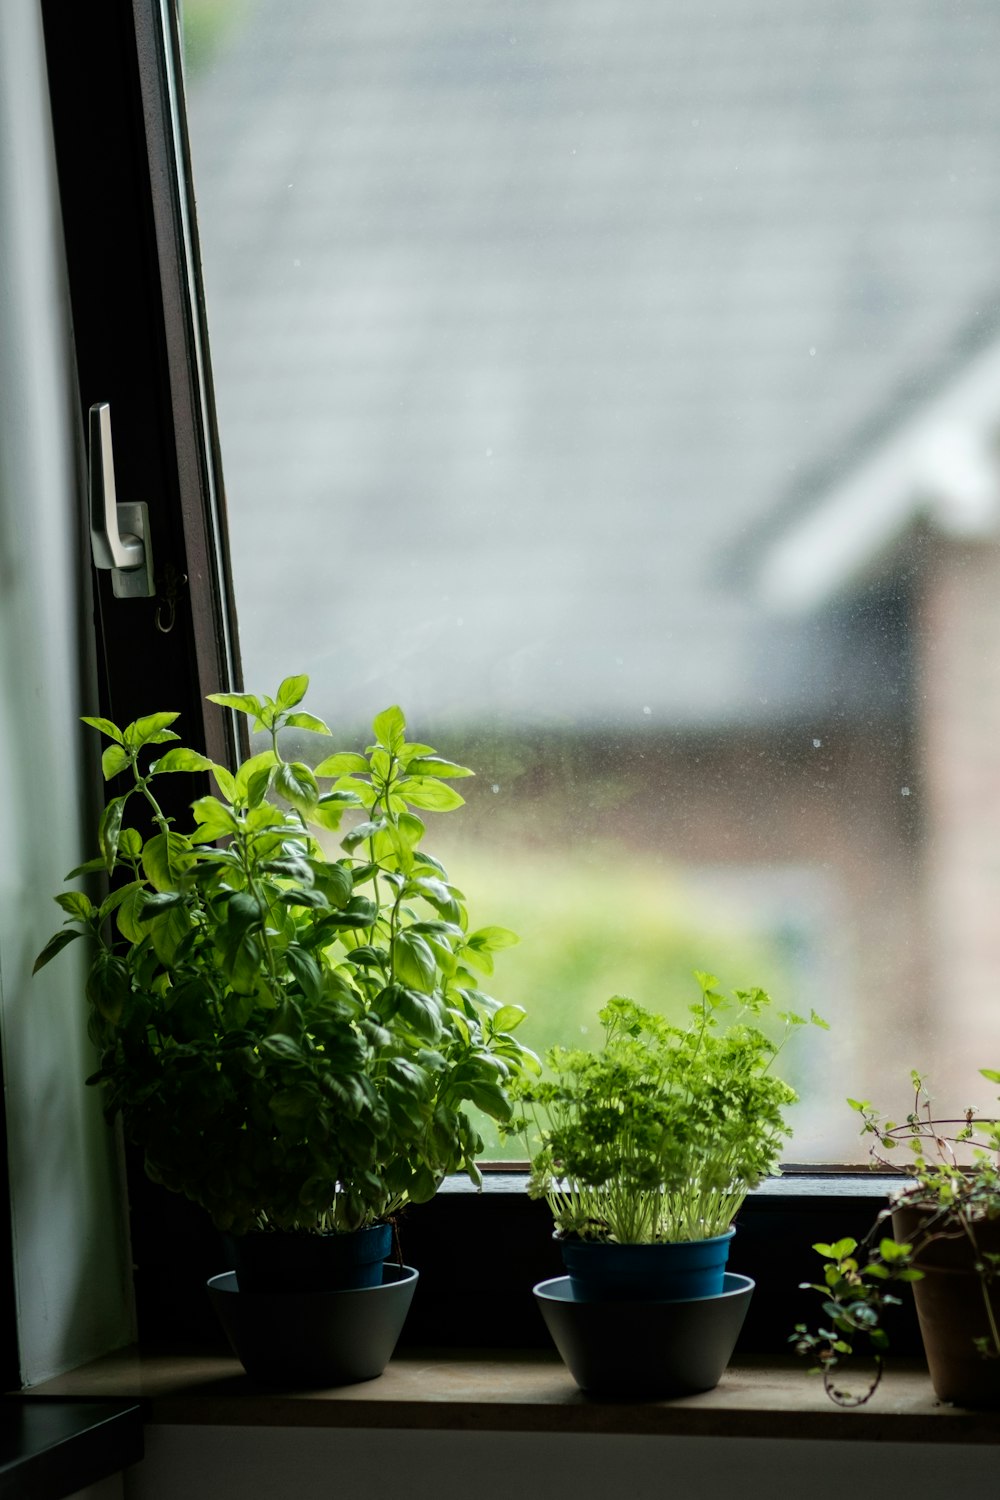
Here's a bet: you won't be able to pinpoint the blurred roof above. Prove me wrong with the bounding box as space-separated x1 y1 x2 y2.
187 0 1000 732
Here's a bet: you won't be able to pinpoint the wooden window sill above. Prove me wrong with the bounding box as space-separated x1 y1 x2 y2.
21 1349 1000 1445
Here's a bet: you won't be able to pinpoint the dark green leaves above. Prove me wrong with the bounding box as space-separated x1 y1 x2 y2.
37 677 535 1237
32 928 82 974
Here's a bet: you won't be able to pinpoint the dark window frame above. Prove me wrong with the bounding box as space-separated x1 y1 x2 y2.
35 0 922 1362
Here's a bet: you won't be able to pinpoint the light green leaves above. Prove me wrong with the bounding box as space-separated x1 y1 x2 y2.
151 747 214 775
36 674 534 1237
372 705 406 752
101 743 130 781
401 778 465 812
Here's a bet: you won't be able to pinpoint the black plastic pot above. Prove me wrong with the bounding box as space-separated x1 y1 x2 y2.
223 1222 393 1293
207 1262 418 1386
534 1271 754 1397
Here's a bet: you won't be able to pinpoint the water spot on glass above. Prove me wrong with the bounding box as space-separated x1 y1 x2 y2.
812 738 822 748
901 786 911 796
642 705 652 716
485 447 493 458
456 617 464 627
809 346 817 356
491 783 500 794
293 258 301 268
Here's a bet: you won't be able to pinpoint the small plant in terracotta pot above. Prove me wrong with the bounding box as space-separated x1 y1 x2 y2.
793 1071 1000 1408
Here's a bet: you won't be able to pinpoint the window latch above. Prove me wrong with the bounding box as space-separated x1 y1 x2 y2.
88 402 155 598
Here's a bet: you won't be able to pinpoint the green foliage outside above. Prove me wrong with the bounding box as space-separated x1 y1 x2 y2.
425 839 799 1159
180 0 250 75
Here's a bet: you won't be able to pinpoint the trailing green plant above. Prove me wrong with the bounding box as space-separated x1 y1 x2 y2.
507 974 825 1244
34 676 538 1236
792 1071 1000 1406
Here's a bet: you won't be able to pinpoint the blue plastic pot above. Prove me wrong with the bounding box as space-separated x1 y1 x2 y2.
559 1228 735 1302
223 1222 394 1294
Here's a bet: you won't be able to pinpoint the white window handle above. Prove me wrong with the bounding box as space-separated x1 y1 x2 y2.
89 402 154 598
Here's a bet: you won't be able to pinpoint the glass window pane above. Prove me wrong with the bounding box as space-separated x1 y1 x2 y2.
183 1 1000 1159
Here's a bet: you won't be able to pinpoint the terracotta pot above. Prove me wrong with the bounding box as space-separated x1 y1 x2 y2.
892 1204 1000 1408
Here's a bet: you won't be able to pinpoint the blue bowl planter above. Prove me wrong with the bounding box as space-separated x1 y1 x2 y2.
559 1228 735 1302
535 1271 754 1398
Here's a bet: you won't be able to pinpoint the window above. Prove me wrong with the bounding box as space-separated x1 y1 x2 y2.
183 0 1000 1162
25 0 993 1359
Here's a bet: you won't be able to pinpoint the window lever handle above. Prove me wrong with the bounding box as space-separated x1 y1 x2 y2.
89 402 155 598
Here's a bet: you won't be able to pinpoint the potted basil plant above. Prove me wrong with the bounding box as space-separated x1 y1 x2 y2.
793 1072 1000 1409
35 675 537 1384
510 976 824 1396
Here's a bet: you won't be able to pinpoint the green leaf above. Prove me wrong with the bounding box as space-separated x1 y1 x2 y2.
116 886 152 943
313 751 369 776
98 796 128 871
491 1004 527 1033
119 827 143 861
276 674 309 710
148 902 194 966
207 691 263 720
463 1080 512 1121
86 951 130 1023
142 831 195 892
405 756 474 779
401 778 465 812
813 1239 857 1260
274 760 319 813
313 862 354 908
190 796 239 841
980 1069 1000 1085
284 711 331 735
151 747 214 775
395 986 444 1041
234 750 277 802
468 925 519 952
55 890 96 922
123 712 181 749
342 818 387 853
372 705 406 752
81 715 124 743
32 929 82 974
210 763 238 802
392 930 437 992
101 743 130 780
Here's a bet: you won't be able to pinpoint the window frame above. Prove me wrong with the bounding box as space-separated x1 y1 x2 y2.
34 0 921 1362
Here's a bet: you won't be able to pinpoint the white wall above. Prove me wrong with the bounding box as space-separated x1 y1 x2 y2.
0 0 135 1384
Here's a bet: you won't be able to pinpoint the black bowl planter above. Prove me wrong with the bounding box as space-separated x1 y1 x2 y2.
892 1205 1000 1409
535 1233 751 1398
207 1261 418 1387
535 1271 754 1398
